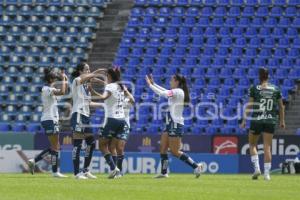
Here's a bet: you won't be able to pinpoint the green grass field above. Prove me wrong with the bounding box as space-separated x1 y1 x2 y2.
0 174 298 200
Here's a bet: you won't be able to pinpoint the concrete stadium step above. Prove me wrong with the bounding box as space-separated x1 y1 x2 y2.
87 0 133 68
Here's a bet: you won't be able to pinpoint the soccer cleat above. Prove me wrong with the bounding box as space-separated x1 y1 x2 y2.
75 172 88 180
264 174 271 181
108 167 120 179
154 174 169 178
53 172 68 178
28 159 35 175
84 171 97 179
194 163 203 178
252 169 261 180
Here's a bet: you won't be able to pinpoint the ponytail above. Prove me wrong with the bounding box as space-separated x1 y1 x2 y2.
259 67 269 84
175 74 190 104
72 62 87 79
107 67 124 90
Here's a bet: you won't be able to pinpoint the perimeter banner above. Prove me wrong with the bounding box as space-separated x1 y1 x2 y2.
0 134 34 150
34 133 212 153
60 151 239 174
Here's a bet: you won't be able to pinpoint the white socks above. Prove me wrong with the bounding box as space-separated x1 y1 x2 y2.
264 163 271 175
251 155 260 171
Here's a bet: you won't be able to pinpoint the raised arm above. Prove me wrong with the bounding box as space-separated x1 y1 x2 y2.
92 68 107 74
77 73 98 85
146 75 172 98
124 87 135 105
53 73 68 96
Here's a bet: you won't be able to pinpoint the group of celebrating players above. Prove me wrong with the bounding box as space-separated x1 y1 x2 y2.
28 63 285 181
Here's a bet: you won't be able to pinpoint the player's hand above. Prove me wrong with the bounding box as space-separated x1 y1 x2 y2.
280 121 286 129
145 75 152 86
240 120 246 129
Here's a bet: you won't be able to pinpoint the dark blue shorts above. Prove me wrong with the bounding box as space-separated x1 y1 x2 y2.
41 120 59 135
71 112 92 134
100 118 129 141
164 112 184 137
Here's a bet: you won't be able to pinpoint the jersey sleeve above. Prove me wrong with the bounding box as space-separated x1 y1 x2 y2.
171 88 184 99
248 86 255 98
105 84 115 93
46 87 58 97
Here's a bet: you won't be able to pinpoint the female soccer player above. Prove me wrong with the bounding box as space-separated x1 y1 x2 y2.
71 62 105 179
93 68 127 179
109 86 135 177
28 68 68 178
145 74 203 178
241 68 285 181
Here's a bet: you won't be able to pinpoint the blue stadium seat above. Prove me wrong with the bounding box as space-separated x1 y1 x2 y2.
292 17 300 28
286 28 298 38
228 7 241 17
202 7 213 17
145 7 157 17
220 37 232 47
131 7 144 17
246 0 258 6
256 7 268 17
12 123 26 132
270 7 283 17
218 0 229 6
159 7 171 17
186 7 199 17
285 7 297 17
215 7 226 17
0 122 10 132
172 7 185 17
198 17 209 27
190 0 203 6
278 17 291 28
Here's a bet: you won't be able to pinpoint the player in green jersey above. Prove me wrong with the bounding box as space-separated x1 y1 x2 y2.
241 68 285 181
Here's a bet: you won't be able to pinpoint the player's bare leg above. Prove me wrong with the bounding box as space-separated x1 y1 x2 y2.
249 132 261 180
263 132 273 181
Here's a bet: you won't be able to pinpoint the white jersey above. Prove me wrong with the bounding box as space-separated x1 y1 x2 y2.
150 84 185 125
104 83 125 119
124 97 133 127
71 77 91 117
41 86 59 123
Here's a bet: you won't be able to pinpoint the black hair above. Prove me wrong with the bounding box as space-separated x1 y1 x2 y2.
174 74 190 104
259 67 269 83
72 62 87 78
44 68 58 84
107 67 124 90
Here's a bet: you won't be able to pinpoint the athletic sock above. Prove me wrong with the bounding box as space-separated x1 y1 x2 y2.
72 139 82 175
264 163 271 175
34 148 51 163
179 153 198 169
117 155 124 172
251 155 260 171
51 150 58 173
83 136 95 173
112 155 117 165
160 154 169 175
104 154 116 171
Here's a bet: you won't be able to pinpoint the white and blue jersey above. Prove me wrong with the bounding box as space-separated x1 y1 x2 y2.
149 84 185 137
71 77 92 133
41 86 60 135
101 83 128 140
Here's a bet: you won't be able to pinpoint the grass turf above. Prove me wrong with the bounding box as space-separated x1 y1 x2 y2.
0 174 298 200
